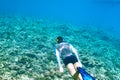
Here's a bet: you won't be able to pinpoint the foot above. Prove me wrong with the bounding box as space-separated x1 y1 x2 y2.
72 71 79 80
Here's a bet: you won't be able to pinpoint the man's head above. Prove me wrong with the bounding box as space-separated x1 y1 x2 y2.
56 36 64 44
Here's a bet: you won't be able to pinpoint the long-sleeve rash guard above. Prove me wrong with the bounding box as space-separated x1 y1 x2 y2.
55 42 82 69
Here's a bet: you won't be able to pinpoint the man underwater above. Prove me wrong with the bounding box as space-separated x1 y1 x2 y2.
55 36 95 80
55 36 83 80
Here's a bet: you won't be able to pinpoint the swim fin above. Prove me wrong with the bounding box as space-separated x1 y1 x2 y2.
77 67 95 80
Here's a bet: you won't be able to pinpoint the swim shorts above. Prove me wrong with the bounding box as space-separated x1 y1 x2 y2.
63 55 78 66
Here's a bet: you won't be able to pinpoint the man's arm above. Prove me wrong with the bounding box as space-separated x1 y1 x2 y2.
70 45 82 67
55 49 63 72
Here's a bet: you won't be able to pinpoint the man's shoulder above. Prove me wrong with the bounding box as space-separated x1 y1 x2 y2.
56 42 68 47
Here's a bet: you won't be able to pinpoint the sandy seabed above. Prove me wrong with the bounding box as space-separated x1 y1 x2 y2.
0 15 120 80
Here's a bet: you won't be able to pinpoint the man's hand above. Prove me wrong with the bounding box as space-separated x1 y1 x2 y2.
59 67 64 73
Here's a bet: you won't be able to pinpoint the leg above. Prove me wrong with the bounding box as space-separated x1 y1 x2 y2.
66 63 76 76
74 62 82 70
74 62 83 80
66 63 79 80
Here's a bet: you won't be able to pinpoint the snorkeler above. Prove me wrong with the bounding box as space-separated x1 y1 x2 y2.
55 36 83 80
55 36 95 80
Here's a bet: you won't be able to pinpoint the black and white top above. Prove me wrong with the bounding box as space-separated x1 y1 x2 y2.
55 42 82 70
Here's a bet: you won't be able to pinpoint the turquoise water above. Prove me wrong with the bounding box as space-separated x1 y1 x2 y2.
1 0 120 38
0 0 120 80
0 15 120 80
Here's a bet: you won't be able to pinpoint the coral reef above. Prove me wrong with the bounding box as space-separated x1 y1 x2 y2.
0 15 120 80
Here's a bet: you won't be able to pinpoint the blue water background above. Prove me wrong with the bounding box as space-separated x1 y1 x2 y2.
0 0 120 39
